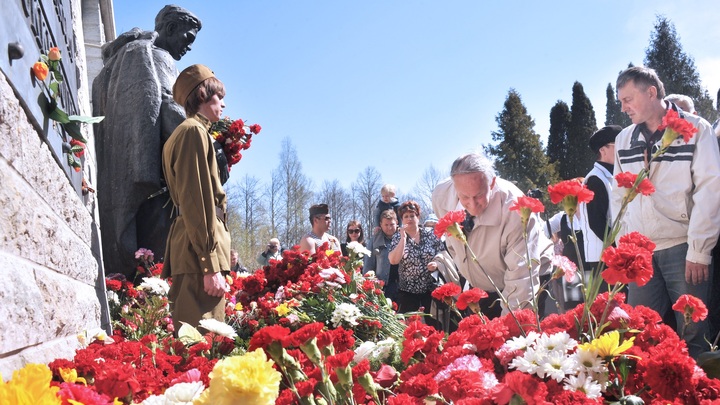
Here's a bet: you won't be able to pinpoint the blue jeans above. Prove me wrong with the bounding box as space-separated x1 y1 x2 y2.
628 243 712 358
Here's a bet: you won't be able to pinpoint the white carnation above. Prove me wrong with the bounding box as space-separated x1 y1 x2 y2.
164 381 206 404
319 267 347 289
354 341 377 363
198 318 237 339
138 277 170 296
346 241 371 257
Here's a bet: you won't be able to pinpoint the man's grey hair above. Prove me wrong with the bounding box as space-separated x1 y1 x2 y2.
616 66 665 99
155 5 202 32
450 153 496 180
664 94 695 114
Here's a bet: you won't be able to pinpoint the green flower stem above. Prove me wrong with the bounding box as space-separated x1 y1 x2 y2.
464 242 527 337
521 226 542 331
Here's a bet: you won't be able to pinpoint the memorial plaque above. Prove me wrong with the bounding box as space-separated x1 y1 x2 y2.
1 0 83 194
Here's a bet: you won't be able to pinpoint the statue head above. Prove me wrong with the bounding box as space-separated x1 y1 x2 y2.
154 5 202 61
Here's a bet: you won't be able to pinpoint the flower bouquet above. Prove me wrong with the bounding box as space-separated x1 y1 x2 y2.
210 117 262 168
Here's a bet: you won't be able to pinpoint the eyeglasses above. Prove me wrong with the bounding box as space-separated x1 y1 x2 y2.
347 229 361 234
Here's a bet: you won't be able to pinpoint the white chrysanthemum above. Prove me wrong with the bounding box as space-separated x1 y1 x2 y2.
330 303 361 327
504 331 540 352
572 347 607 374
198 319 238 339
354 341 377 363
164 381 206 404
509 347 540 374
564 373 603 399
319 267 347 289
138 277 170 295
537 331 577 353
346 241 372 257
538 350 576 382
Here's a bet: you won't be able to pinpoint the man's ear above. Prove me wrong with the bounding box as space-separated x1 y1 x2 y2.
648 85 658 99
165 21 178 36
490 176 496 189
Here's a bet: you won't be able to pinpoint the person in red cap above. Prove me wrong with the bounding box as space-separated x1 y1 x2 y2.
162 64 231 333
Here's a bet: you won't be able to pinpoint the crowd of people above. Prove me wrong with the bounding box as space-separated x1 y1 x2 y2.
156 48 720 360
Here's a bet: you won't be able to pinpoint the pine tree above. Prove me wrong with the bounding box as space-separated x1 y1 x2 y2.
547 100 571 179
604 83 632 128
645 16 717 121
566 82 597 179
484 89 558 194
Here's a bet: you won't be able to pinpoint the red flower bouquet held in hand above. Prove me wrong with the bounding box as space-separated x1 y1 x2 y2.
210 117 262 169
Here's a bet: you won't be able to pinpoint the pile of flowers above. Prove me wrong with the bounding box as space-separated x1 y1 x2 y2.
5 108 720 403
210 117 262 168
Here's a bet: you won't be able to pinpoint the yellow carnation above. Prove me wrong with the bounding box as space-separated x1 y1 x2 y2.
194 349 281 405
0 363 61 404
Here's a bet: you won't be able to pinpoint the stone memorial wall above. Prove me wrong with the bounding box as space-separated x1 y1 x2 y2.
0 0 114 378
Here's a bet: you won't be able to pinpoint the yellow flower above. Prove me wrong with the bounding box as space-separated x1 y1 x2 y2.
235 302 243 311
195 349 281 405
59 367 87 385
275 303 290 316
325 249 335 256
579 330 634 359
0 363 61 404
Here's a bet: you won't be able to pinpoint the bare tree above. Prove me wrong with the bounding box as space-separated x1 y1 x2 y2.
317 179 353 238
235 174 267 270
412 164 447 219
352 166 383 234
275 138 313 248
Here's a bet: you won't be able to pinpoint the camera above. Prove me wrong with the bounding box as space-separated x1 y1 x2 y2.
527 188 543 199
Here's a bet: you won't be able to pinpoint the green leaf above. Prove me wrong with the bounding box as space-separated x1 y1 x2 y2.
66 153 75 166
61 122 88 143
49 81 59 97
70 145 84 153
68 115 105 124
697 350 720 379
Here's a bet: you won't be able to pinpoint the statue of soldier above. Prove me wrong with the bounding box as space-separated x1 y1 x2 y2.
92 5 201 274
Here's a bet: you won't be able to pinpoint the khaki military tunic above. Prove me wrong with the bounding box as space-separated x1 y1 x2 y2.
162 113 231 331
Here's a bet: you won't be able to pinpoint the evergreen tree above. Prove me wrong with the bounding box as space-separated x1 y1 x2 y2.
484 89 558 194
566 82 597 178
604 83 631 128
547 100 571 179
645 16 717 121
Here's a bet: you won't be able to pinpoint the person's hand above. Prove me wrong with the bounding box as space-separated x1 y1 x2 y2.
427 262 438 272
203 272 229 297
399 224 407 238
686 261 709 285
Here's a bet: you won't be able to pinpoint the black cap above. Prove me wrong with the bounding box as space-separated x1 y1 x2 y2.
589 125 622 153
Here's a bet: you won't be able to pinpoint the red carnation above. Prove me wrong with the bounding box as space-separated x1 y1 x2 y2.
672 294 708 323
434 210 467 240
658 109 697 144
601 244 653 287
248 325 291 351
431 283 461 303
509 196 545 228
287 322 325 346
326 351 354 368
249 123 262 134
547 179 594 218
456 288 489 311
106 279 123 291
615 172 655 203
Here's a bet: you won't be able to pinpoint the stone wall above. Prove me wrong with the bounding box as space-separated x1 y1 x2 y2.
0 0 113 379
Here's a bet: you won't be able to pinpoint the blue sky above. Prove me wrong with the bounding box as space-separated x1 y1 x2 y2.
113 1 720 195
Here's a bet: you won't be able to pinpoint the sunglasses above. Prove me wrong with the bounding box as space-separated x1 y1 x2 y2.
347 229 361 234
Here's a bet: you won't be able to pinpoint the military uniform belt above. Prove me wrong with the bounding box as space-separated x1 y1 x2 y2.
176 206 227 223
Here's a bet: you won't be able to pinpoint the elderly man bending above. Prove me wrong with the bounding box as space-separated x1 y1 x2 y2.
432 153 553 317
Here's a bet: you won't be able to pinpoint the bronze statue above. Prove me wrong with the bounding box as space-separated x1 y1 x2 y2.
92 5 201 274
